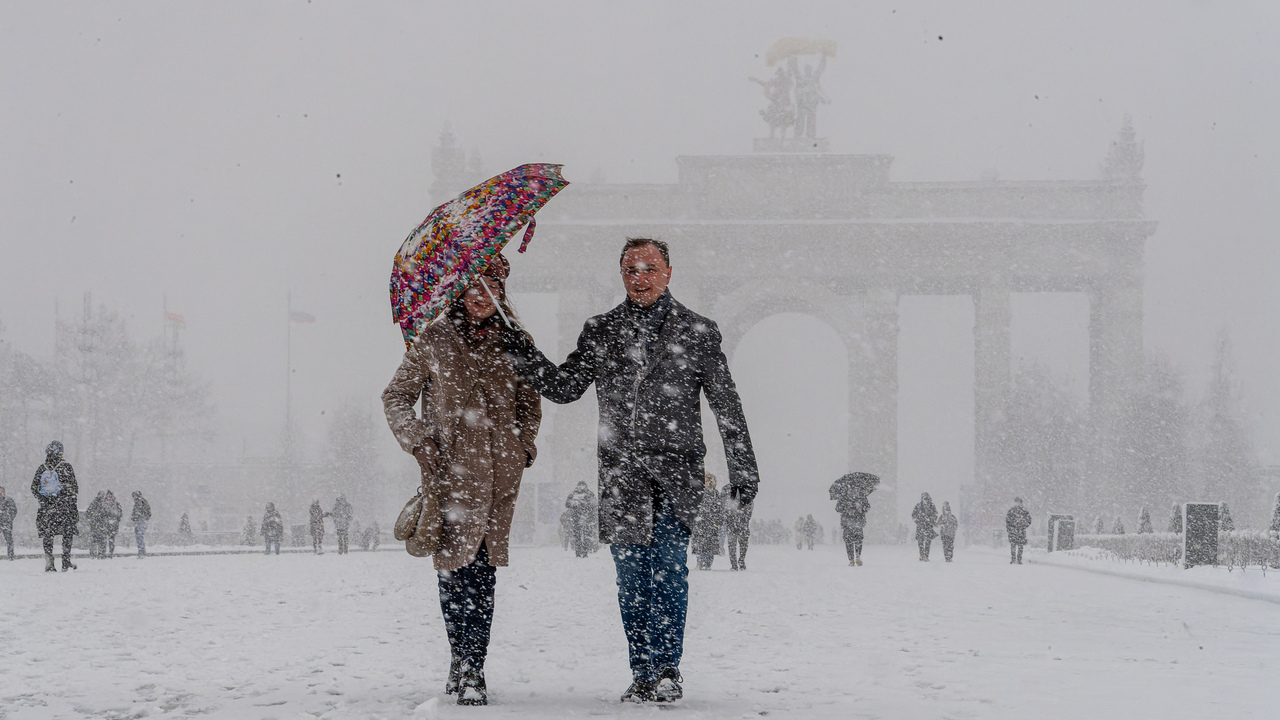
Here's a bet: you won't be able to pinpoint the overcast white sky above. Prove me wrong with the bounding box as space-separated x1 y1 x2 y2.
2 2 1278 520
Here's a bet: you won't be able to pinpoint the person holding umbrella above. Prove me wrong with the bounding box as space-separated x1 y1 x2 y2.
383 254 542 707
830 472 876 566
503 237 760 703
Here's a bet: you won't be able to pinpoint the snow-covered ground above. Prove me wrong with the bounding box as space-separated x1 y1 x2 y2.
3 542 1278 719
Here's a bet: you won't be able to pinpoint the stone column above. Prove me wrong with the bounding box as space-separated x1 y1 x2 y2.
1088 276 1143 496
973 287 1012 524
850 287 898 542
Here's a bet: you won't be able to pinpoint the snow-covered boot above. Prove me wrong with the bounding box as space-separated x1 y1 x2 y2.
44 553 56 572
62 554 76 571
444 654 461 695
621 677 656 703
654 667 683 702
456 659 487 706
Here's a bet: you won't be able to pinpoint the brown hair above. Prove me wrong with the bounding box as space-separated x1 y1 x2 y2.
619 237 670 267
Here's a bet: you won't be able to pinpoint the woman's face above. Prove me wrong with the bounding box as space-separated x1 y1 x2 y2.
462 277 502 322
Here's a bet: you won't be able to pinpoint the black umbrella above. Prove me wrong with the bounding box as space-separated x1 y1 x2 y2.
836 472 880 496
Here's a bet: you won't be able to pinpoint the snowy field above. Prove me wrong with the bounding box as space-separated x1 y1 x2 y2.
3 542 1279 720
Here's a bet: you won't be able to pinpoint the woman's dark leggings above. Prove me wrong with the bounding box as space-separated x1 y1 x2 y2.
438 542 496 666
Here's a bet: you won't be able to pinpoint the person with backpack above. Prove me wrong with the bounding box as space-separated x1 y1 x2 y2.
31 441 78 572
131 491 151 558
261 503 284 555
0 486 17 560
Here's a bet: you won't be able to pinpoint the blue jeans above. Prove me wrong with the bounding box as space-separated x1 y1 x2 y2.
610 502 691 681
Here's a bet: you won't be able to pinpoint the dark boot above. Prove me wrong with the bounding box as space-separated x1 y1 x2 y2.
456 658 487 706
45 553 56 572
444 654 462 695
621 677 656 703
654 667 683 703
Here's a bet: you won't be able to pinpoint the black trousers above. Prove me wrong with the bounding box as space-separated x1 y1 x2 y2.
942 536 955 561
843 532 863 563
918 538 933 560
43 535 73 561
727 532 749 569
438 542 497 666
336 531 349 554
1010 542 1024 563
2 528 13 559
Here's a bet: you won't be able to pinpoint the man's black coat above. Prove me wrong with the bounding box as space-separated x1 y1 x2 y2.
508 294 759 545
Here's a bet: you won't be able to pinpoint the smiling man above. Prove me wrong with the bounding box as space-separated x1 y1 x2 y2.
504 237 760 704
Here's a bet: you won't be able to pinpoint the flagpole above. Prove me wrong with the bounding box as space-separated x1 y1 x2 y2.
287 292 293 433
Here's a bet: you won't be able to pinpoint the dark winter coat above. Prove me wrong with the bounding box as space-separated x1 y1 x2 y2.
1006 505 1032 546
938 510 958 541
912 496 938 542
330 497 353 533
132 496 152 523
31 451 78 537
102 495 122 535
0 496 16 530
565 483 597 526
691 490 724 557
87 494 109 537
309 502 325 538
261 506 284 541
830 477 871 537
723 487 753 537
507 292 759 545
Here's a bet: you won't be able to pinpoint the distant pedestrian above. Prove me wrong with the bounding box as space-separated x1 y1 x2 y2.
261 503 284 555
131 491 151 557
329 495 354 554
101 490 122 558
31 441 78 572
802 514 819 550
938 501 958 562
829 473 873 567
0 486 17 560
87 491 108 558
309 500 325 554
1006 497 1031 564
724 483 753 571
912 492 939 561
691 473 724 570
564 481 598 558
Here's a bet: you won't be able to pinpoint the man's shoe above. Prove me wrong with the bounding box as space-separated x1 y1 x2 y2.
621 677 656 703
654 667 682 702
456 659 487 706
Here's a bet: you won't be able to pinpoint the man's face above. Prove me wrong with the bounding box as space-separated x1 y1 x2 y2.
620 244 672 307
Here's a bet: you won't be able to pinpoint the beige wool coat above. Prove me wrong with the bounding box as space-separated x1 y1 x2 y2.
382 318 541 572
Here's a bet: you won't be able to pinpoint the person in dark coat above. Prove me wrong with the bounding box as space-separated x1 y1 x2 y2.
86 491 107 558
801 514 819 550
309 500 325 554
565 480 599 558
101 490 122 558
0 486 17 560
912 492 939 561
1005 497 1032 564
131 491 151 558
829 474 872 567
723 484 753 571
691 473 724 570
31 441 78 572
503 238 760 704
329 495 354 554
261 502 284 555
938 501 958 562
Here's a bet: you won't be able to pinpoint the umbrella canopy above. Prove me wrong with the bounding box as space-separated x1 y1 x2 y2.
836 472 880 496
390 163 568 347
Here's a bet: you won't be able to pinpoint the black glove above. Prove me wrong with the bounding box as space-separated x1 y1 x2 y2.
501 324 536 361
729 483 757 506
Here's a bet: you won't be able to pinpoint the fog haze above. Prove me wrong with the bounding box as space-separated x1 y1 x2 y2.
3 2 1278 526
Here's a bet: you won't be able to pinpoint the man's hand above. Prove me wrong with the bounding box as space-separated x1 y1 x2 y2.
501 324 536 359
729 484 757 506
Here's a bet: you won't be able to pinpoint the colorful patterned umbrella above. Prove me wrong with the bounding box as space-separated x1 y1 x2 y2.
390 163 568 347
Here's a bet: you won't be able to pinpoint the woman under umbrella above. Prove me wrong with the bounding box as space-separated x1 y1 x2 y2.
382 255 542 706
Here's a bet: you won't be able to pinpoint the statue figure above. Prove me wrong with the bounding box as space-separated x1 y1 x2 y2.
789 53 829 139
749 66 795 139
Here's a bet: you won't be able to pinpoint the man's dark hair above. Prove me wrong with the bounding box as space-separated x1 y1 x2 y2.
619 237 670 267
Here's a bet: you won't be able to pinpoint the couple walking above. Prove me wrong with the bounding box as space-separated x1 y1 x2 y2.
383 238 760 706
